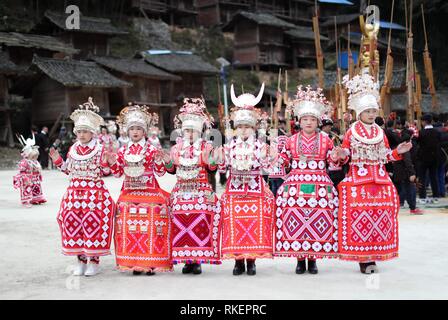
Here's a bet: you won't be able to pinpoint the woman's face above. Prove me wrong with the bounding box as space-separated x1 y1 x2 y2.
128 126 145 142
183 128 200 142
76 130 94 144
236 124 254 140
359 108 378 124
300 116 318 134
101 128 108 135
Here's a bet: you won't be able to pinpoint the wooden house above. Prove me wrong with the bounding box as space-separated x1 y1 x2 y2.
0 31 79 67
139 50 219 135
90 55 181 136
35 10 128 59
30 55 131 128
222 11 296 70
196 0 253 27
284 26 329 68
0 51 22 147
252 0 313 25
130 0 198 27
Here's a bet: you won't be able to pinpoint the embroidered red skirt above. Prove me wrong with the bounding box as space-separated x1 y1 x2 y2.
30 172 46 204
221 192 275 259
57 179 115 257
170 183 221 265
114 189 172 272
338 180 399 262
274 169 339 259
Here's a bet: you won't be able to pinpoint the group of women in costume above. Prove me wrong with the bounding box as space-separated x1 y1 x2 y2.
43 73 412 277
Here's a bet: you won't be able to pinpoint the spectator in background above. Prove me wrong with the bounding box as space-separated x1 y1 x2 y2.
435 120 448 198
375 116 385 129
417 114 441 204
117 129 129 148
393 130 423 214
52 127 74 161
36 126 50 169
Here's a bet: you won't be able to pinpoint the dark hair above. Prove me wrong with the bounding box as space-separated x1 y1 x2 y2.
421 114 433 123
386 120 394 128
375 117 384 127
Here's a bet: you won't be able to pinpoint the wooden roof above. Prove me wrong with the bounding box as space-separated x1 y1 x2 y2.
32 55 131 88
0 32 79 54
285 26 330 41
391 92 448 113
44 10 128 35
321 13 359 27
0 51 22 75
141 51 219 75
222 11 296 31
316 68 406 89
90 55 181 81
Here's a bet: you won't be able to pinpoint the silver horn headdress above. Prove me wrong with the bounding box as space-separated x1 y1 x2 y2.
230 83 265 127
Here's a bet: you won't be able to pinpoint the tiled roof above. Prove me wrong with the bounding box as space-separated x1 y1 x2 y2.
91 55 181 81
32 55 131 88
44 10 128 35
142 51 219 75
0 31 79 54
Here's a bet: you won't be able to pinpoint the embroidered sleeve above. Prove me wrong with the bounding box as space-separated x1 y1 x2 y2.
326 134 348 168
276 135 291 170
151 147 166 177
218 144 230 174
99 146 111 176
110 146 125 177
54 147 70 175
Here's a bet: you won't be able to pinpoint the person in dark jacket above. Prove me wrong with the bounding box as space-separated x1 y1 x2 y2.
36 126 50 169
434 122 448 198
417 114 441 204
393 130 423 214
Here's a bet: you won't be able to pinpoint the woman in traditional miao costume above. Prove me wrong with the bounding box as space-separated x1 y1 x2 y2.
338 73 412 273
13 134 47 207
49 98 115 277
217 83 275 276
163 97 221 275
105 104 172 275
273 85 345 274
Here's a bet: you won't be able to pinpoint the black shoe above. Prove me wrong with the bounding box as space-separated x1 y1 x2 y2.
132 270 143 275
307 259 318 274
192 263 202 275
359 262 378 274
182 264 194 274
233 259 245 275
246 259 256 276
295 260 306 274
146 269 155 276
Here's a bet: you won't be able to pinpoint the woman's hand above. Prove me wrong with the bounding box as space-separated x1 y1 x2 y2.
102 151 117 165
161 150 171 164
330 146 346 161
212 146 225 164
396 141 412 154
49 147 60 162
